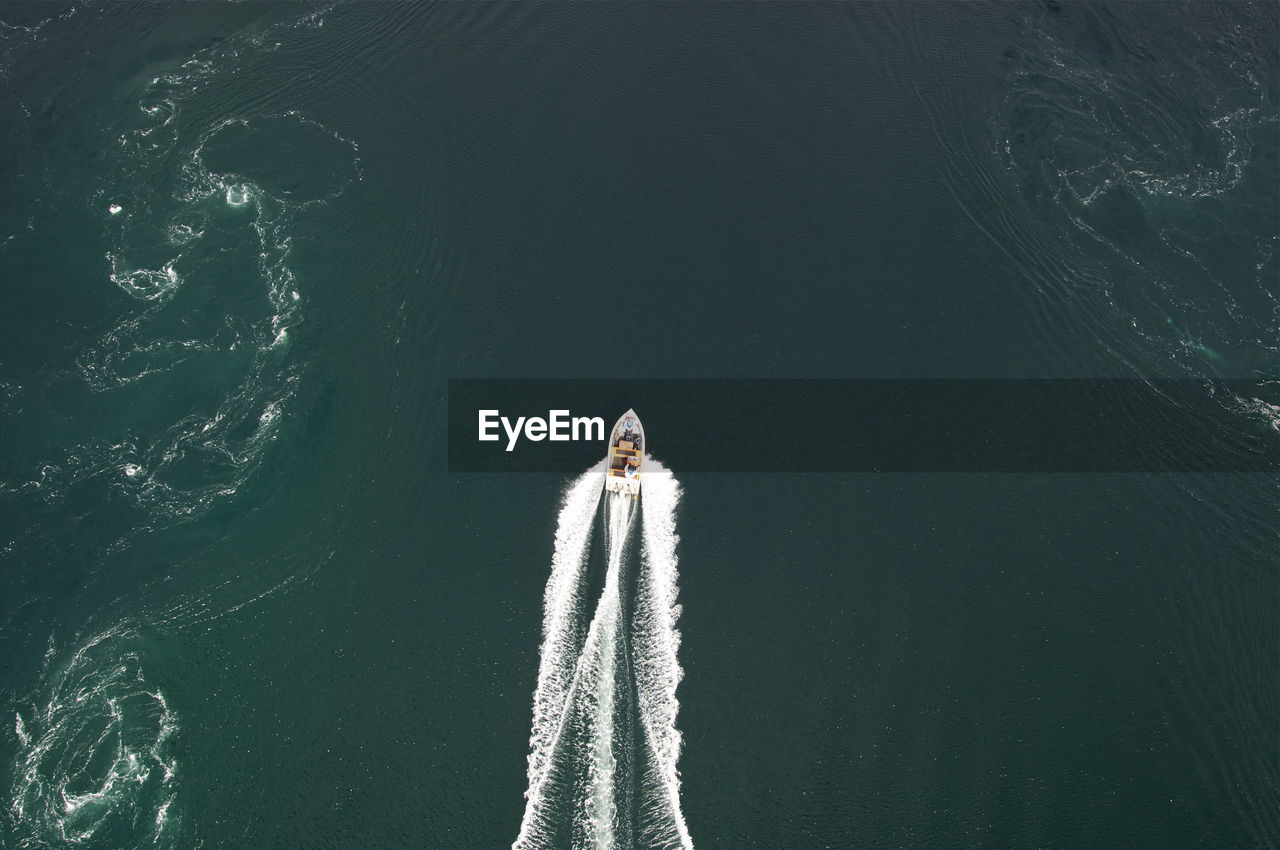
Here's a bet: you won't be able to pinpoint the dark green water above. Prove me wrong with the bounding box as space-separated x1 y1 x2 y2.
1 2 1276 847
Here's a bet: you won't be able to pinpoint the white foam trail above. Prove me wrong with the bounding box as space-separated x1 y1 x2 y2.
516 469 603 845
634 459 694 850
515 461 693 850
580 494 634 850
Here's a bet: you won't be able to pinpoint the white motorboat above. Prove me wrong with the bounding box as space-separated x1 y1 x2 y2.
604 409 643 497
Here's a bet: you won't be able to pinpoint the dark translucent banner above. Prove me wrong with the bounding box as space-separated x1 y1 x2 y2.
447 379 1278 473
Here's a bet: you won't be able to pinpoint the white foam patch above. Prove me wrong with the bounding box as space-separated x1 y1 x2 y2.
165 223 202 245
8 627 182 847
107 256 180 303
224 183 252 207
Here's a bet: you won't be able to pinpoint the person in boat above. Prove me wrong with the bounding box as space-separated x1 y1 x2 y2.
624 457 639 478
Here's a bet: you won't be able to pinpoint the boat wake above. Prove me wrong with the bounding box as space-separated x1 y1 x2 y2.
514 459 693 850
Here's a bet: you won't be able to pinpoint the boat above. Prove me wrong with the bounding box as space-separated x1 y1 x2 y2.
604 409 644 497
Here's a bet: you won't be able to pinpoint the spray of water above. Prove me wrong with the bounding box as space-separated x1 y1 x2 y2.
632 459 693 849
514 459 693 850
517 469 603 844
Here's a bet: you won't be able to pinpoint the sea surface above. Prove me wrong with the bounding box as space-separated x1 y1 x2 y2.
0 2 1276 848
